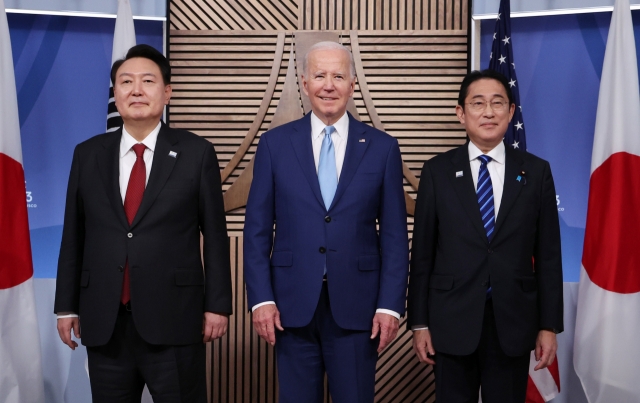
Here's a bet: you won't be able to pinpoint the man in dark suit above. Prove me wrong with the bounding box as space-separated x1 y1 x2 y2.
407 69 563 403
243 41 409 403
54 44 232 402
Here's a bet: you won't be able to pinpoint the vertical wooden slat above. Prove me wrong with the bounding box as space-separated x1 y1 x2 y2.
170 2 469 402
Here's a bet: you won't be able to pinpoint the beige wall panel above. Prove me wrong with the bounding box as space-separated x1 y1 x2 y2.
169 1 468 402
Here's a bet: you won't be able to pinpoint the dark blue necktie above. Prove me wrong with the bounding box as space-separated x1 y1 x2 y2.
477 155 495 242
477 154 494 298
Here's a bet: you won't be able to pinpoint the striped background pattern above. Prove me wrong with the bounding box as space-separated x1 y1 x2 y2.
168 1 469 401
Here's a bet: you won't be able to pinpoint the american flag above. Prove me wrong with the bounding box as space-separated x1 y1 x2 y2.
488 0 526 151
488 1 561 402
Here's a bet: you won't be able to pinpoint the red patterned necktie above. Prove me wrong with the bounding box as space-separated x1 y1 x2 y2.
121 143 147 305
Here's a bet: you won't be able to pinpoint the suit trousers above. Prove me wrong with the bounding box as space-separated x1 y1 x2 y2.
275 282 379 403
433 299 530 403
86 308 206 403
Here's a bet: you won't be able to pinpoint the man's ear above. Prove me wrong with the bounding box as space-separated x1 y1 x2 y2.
301 75 309 96
164 85 172 105
455 104 466 125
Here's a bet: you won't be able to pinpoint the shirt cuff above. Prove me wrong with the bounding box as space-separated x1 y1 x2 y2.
411 326 429 331
57 313 79 319
252 301 276 312
375 309 400 320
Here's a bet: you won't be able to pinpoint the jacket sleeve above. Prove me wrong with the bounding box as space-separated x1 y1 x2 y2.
200 143 233 315
243 135 277 309
533 161 564 333
407 160 438 329
376 139 410 315
54 146 85 314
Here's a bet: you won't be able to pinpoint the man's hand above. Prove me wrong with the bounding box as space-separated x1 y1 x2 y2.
534 330 558 370
412 329 436 365
371 313 399 353
203 312 229 342
252 304 284 346
57 317 81 350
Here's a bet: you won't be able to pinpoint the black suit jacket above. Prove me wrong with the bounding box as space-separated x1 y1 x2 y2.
407 143 563 357
54 123 232 347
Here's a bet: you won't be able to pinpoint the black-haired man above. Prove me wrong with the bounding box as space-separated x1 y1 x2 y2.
408 69 563 403
55 44 232 402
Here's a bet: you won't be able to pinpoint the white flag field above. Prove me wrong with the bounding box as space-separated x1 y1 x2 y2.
574 0 640 401
0 0 45 401
107 0 136 132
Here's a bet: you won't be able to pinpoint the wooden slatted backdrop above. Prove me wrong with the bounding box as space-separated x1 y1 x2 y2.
168 1 469 401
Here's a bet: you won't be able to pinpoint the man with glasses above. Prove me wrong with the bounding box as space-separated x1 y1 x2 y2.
407 69 563 403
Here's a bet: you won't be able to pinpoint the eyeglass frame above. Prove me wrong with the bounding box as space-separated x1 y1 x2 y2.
465 99 512 113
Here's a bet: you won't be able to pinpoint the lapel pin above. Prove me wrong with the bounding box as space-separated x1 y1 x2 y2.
456 171 463 178
518 171 527 184
359 139 366 142
168 151 177 158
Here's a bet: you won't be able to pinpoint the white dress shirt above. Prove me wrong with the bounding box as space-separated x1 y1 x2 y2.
252 112 400 320
57 123 161 319
118 122 161 202
468 140 505 217
411 140 506 331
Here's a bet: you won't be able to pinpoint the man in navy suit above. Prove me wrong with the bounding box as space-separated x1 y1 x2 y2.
244 41 409 403
408 70 563 402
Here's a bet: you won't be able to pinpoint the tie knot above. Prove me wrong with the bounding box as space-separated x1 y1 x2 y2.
324 126 336 136
132 144 146 158
478 154 492 165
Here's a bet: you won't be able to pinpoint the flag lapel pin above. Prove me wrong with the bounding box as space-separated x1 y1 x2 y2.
456 171 463 178
359 139 366 142
168 151 178 158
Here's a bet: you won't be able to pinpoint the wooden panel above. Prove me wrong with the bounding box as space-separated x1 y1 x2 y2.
170 0 468 31
169 1 469 402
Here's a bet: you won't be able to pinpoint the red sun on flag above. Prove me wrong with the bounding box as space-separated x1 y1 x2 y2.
0 153 33 290
582 151 640 294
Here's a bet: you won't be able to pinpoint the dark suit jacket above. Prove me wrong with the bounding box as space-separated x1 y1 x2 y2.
244 113 409 330
54 123 232 347
407 143 563 357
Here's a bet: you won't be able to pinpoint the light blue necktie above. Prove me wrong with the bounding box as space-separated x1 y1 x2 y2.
477 154 495 298
318 126 337 210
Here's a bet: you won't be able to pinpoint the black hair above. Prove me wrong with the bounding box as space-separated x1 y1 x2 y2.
457 69 513 107
110 44 171 86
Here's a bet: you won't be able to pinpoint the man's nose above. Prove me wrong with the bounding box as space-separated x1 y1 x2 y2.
132 80 143 94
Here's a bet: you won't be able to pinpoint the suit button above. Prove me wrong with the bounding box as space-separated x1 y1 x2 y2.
118 265 124 272
319 247 326 253
487 249 493 254
482 281 488 287
127 233 133 238
324 216 331 223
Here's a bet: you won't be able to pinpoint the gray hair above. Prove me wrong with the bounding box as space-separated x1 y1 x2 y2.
302 41 356 79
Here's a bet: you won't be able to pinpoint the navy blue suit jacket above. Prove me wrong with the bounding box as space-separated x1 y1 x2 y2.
244 113 409 331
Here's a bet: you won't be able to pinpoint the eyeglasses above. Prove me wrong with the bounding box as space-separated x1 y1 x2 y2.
466 100 510 113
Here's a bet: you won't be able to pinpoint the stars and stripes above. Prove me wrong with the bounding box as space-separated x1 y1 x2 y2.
488 0 526 151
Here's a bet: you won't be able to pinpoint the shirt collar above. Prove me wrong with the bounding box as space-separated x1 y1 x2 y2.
310 111 349 140
468 140 505 165
119 122 162 158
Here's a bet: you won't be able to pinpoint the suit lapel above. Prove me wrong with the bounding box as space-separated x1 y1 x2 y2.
289 114 326 208
130 123 179 228
329 116 369 210
449 144 488 243
494 147 525 237
97 129 129 229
